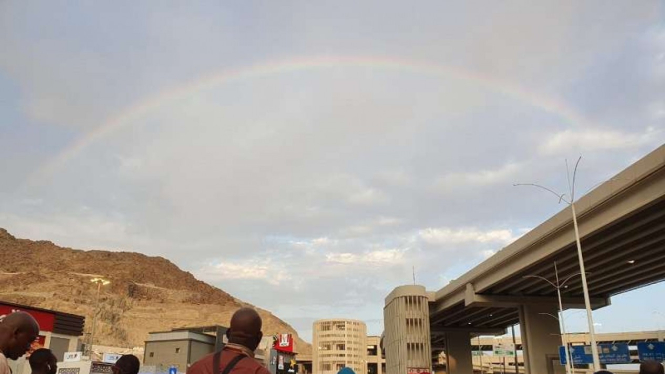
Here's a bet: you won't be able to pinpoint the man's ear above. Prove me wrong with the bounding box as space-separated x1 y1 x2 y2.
257 332 263 342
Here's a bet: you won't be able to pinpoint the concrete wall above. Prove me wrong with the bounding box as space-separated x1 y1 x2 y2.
50 336 71 362
144 341 192 372
189 341 214 367
519 304 562 374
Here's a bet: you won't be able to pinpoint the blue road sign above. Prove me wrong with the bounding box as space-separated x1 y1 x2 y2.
598 343 631 364
559 344 631 365
169 366 177 374
638 342 665 362
560 345 593 365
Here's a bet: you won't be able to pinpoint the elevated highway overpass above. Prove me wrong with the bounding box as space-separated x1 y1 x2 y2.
430 144 665 374
385 144 665 374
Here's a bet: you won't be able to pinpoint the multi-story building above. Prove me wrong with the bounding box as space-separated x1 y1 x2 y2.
383 285 432 374
366 336 385 374
313 319 367 374
144 326 279 373
144 326 228 372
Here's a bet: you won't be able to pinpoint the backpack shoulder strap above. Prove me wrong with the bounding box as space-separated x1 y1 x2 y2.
220 354 246 374
212 350 222 374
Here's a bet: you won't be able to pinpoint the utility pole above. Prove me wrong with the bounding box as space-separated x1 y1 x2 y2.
523 262 584 374
514 156 601 371
511 325 518 374
89 277 110 358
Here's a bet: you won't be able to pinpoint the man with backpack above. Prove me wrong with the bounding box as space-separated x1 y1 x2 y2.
188 308 270 374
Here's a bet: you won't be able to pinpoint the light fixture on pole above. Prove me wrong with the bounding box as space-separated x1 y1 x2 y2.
477 336 483 374
514 156 601 371
511 325 518 374
523 262 584 374
653 311 664 342
89 277 110 358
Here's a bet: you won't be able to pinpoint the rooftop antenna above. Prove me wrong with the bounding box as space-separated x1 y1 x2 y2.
412 266 416 285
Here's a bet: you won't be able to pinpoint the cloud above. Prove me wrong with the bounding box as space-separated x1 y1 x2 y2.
481 249 497 259
433 163 523 193
419 227 518 246
347 188 388 206
200 259 291 286
326 248 406 265
539 127 660 155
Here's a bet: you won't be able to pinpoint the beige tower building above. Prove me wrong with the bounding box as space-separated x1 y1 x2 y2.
313 319 367 374
383 285 432 374
366 336 386 374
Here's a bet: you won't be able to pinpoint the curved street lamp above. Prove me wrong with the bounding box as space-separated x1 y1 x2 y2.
515 156 601 371
89 277 110 358
523 261 587 374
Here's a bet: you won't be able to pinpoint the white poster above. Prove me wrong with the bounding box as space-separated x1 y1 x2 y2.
103 353 122 364
63 352 82 362
279 334 290 347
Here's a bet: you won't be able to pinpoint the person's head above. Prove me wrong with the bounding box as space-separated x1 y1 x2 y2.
0 312 40 360
112 355 140 374
225 308 263 351
593 371 614 374
640 360 665 374
29 349 57 374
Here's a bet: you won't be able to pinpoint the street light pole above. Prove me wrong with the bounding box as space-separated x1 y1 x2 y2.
515 156 601 371
89 277 110 359
524 262 586 374
653 311 664 342
554 264 573 374
511 325 518 374
478 336 483 374
568 158 600 371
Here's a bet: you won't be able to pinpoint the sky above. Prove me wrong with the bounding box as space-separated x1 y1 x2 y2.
1 1 664 342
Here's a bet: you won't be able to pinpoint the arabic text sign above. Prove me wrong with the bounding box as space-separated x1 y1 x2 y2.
637 342 665 362
559 344 630 365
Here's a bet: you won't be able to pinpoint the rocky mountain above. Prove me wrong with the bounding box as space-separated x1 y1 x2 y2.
0 228 311 355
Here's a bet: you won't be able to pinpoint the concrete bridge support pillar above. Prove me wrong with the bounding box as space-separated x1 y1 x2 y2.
519 304 562 374
445 331 473 374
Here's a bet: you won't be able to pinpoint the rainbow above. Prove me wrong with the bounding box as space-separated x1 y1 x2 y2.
29 55 596 184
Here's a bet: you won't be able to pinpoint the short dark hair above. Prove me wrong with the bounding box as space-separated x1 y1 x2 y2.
640 360 665 374
115 355 140 374
29 349 55 370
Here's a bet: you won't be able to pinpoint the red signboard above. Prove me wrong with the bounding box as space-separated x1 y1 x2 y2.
0 303 56 332
273 334 294 353
407 368 430 374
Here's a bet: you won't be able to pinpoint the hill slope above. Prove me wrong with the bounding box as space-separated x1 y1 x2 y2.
0 228 310 354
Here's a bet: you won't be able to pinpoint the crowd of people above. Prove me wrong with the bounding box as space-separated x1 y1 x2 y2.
0 308 269 374
0 309 663 374
0 311 143 374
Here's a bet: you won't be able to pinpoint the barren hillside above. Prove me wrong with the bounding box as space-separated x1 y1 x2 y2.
0 228 311 355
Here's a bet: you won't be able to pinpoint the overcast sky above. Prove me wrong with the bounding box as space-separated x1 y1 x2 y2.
1 1 664 341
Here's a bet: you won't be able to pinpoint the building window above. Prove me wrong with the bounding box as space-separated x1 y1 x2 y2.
149 352 154 358
176 348 180 353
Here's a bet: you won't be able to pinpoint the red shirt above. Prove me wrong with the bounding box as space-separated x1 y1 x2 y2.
187 347 270 374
